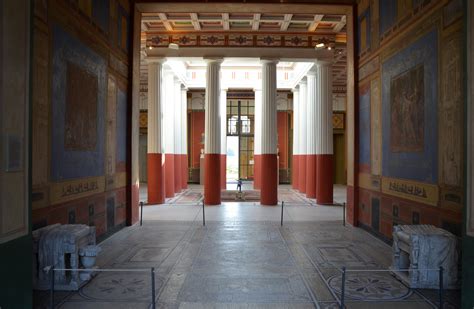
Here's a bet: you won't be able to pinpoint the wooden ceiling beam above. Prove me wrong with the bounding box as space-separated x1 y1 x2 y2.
280 14 293 31
333 15 346 32
222 13 230 30
158 13 173 31
190 13 201 30
252 13 261 31
308 14 324 32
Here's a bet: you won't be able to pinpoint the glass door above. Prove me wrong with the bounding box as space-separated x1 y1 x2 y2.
226 97 255 181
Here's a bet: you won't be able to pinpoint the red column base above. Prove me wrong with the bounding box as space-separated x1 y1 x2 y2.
298 155 307 193
305 154 317 198
129 182 140 225
147 153 165 204
165 154 175 198
260 154 278 205
254 155 261 189
316 154 333 204
181 155 188 189
292 155 299 190
204 154 221 205
174 154 182 193
220 154 226 190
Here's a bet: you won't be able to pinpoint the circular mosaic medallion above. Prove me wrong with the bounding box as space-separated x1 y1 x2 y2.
328 273 412 301
80 273 162 301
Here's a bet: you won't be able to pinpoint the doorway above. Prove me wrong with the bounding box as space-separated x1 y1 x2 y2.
226 136 239 183
226 95 255 182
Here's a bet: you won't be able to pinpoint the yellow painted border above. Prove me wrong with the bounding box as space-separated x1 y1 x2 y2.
50 176 105 205
381 177 439 206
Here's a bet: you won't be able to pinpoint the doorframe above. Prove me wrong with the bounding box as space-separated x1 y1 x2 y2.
130 2 356 225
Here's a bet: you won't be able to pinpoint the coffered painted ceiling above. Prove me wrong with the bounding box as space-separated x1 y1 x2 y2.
139 6 348 94
141 12 346 33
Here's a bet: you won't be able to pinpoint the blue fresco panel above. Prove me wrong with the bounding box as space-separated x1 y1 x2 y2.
359 87 371 165
51 24 106 181
116 88 127 163
381 29 438 183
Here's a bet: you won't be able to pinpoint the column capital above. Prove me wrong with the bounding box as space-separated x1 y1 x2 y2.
292 86 300 93
204 57 224 64
260 58 279 65
315 59 332 67
299 77 307 85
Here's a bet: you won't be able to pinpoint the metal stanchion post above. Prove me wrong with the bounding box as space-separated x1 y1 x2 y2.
49 266 55 309
281 201 284 226
439 266 444 309
202 201 205 226
140 201 144 226
340 267 346 309
151 267 156 309
343 202 346 226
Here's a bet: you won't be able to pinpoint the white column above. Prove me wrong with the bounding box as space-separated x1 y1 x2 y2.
307 71 317 156
261 61 278 154
298 78 307 193
163 71 175 155
315 61 333 156
305 70 318 198
259 59 278 205
315 60 334 204
181 86 188 157
292 86 300 190
181 85 188 189
204 59 222 205
292 87 299 157
174 77 182 157
147 60 163 155
204 60 222 155
254 88 262 189
163 70 176 197
299 79 307 159
146 59 166 203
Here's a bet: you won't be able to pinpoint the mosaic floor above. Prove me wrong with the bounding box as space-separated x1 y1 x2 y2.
34 186 460 308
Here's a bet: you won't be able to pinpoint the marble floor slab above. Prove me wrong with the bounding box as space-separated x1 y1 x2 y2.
34 186 460 309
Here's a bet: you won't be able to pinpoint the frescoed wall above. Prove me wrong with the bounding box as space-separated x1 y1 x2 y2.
31 0 132 239
0 1 33 307
356 0 464 241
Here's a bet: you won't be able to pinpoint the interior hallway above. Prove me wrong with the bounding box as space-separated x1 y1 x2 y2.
38 187 460 309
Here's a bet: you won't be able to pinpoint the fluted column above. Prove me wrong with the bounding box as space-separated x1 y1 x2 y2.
146 59 165 204
298 79 307 193
204 59 222 205
163 70 175 198
253 88 262 189
220 88 227 189
306 70 318 198
315 61 334 204
174 77 182 193
181 86 188 189
292 87 299 190
260 60 278 205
